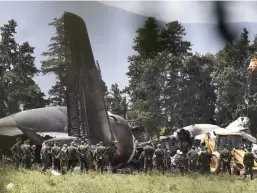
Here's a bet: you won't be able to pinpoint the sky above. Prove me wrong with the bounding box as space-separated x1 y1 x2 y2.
1 1 257 97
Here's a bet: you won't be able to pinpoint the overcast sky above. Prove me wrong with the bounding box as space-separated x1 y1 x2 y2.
1 1 257 97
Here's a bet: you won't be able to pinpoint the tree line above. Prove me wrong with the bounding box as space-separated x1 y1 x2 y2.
1 16 257 137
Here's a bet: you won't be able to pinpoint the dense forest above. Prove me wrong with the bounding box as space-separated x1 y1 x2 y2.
1 16 257 137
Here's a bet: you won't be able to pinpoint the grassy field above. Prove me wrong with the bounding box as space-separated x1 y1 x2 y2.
1 166 257 193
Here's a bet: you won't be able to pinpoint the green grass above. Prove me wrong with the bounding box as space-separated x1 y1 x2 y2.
1 166 257 193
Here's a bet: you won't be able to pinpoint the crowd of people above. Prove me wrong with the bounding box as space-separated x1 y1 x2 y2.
4 137 255 180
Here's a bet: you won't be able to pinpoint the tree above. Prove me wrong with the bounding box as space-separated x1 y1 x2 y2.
96 60 108 94
41 16 67 106
212 29 250 125
126 18 196 133
133 17 160 59
42 17 108 107
0 20 47 117
106 83 128 118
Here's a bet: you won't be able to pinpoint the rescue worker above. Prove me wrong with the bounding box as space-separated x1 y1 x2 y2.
67 142 78 172
175 150 186 175
21 139 33 169
199 147 212 174
220 145 232 175
166 150 171 170
143 143 155 173
243 150 254 180
59 144 69 174
11 138 23 170
40 143 50 173
48 142 54 166
94 142 106 173
154 144 165 174
187 146 199 172
31 145 37 164
51 142 61 171
77 141 89 172
107 140 118 167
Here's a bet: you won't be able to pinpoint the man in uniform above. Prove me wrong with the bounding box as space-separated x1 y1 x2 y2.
175 150 186 175
11 138 23 170
77 141 89 172
220 145 232 175
154 144 165 174
143 143 155 173
21 139 33 169
67 142 78 172
31 145 37 164
243 150 255 180
86 140 94 170
59 144 69 174
187 146 199 172
165 150 171 171
199 146 212 174
41 143 50 173
94 142 106 173
51 142 61 171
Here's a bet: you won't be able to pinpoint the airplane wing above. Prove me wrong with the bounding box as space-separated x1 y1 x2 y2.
0 127 23 136
18 126 69 145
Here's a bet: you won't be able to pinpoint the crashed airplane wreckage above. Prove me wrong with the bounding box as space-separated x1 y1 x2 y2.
0 12 136 169
0 12 256 170
158 117 254 153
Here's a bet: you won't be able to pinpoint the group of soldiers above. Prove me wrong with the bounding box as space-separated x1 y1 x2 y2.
8 138 255 179
10 138 117 174
10 138 36 170
131 142 255 180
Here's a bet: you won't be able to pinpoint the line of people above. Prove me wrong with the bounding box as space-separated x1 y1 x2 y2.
10 138 117 174
130 142 255 180
9 138 255 179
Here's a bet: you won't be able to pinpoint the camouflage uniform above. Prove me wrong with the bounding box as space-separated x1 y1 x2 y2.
51 142 61 171
22 140 33 169
154 144 165 174
220 147 232 175
94 142 106 173
187 146 199 172
106 141 118 167
31 145 37 164
67 142 78 172
175 151 186 175
77 141 89 172
243 152 254 180
165 150 171 170
59 144 69 174
11 138 23 170
41 144 50 172
143 144 155 173
199 147 211 174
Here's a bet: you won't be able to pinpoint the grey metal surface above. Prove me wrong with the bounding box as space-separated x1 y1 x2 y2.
64 12 112 144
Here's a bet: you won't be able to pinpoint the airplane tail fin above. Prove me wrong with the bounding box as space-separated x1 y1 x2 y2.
64 12 112 144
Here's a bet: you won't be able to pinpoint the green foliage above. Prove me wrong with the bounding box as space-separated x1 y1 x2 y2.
1 167 257 193
160 127 168 136
41 16 67 106
106 83 128 118
0 20 47 117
